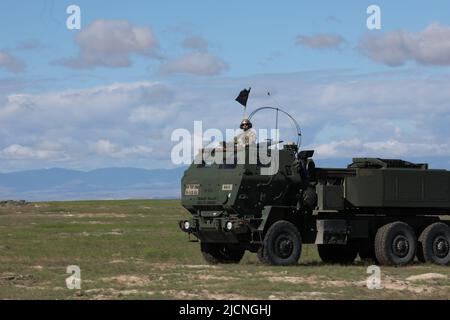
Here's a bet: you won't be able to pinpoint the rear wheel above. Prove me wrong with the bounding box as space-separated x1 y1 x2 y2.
375 222 417 266
259 221 302 265
200 243 245 264
318 244 358 264
418 222 450 265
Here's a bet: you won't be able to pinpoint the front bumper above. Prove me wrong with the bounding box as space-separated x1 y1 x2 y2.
179 216 251 244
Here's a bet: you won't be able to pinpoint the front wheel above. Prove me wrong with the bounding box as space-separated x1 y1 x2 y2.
259 221 302 266
200 243 245 264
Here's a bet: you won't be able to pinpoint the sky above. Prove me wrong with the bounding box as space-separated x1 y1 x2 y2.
1 0 450 172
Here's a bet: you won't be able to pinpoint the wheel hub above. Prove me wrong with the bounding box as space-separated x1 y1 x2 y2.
275 236 294 258
433 236 450 258
392 235 410 258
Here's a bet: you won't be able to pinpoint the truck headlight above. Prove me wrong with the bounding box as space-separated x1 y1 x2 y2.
225 221 233 231
184 221 190 231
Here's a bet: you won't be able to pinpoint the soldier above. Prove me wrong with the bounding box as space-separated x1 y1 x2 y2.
234 118 256 147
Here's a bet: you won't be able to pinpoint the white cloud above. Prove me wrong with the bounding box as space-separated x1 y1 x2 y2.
17 38 43 51
160 52 229 76
0 81 169 124
182 36 209 51
296 34 345 49
0 51 25 74
91 139 120 155
0 78 25 94
0 144 67 160
1 70 450 171
55 20 160 69
90 139 153 158
312 139 450 159
0 80 183 171
129 106 172 124
359 23 450 66
119 145 154 158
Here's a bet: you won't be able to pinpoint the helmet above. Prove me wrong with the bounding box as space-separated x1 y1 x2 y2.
240 118 252 129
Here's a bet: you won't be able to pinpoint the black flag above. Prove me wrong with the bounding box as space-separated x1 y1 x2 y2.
235 87 251 107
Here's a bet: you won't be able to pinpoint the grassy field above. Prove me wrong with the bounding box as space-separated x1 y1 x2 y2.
0 199 449 300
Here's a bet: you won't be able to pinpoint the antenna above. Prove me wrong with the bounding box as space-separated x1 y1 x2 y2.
248 107 302 147
268 91 281 145
267 91 283 109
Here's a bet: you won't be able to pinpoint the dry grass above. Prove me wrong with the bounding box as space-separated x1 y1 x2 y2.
0 200 449 300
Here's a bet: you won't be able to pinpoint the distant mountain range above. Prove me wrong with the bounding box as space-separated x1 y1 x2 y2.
0 155 448 202
0 167 186 201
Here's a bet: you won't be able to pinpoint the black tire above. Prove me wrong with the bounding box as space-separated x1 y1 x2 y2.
375 222 417 266
416 245 426 263
260 221 302 265
318 244 358 264
256 246 267 264
418 222 450 265
200 243 245 264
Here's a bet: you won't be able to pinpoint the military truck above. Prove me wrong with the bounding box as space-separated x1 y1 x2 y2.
179 108 450 266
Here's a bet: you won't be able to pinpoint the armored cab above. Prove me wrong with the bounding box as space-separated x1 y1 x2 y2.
182 144 308 215
181 144 315 246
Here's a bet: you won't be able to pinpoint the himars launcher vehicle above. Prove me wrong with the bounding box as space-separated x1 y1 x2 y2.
179 103 450 267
